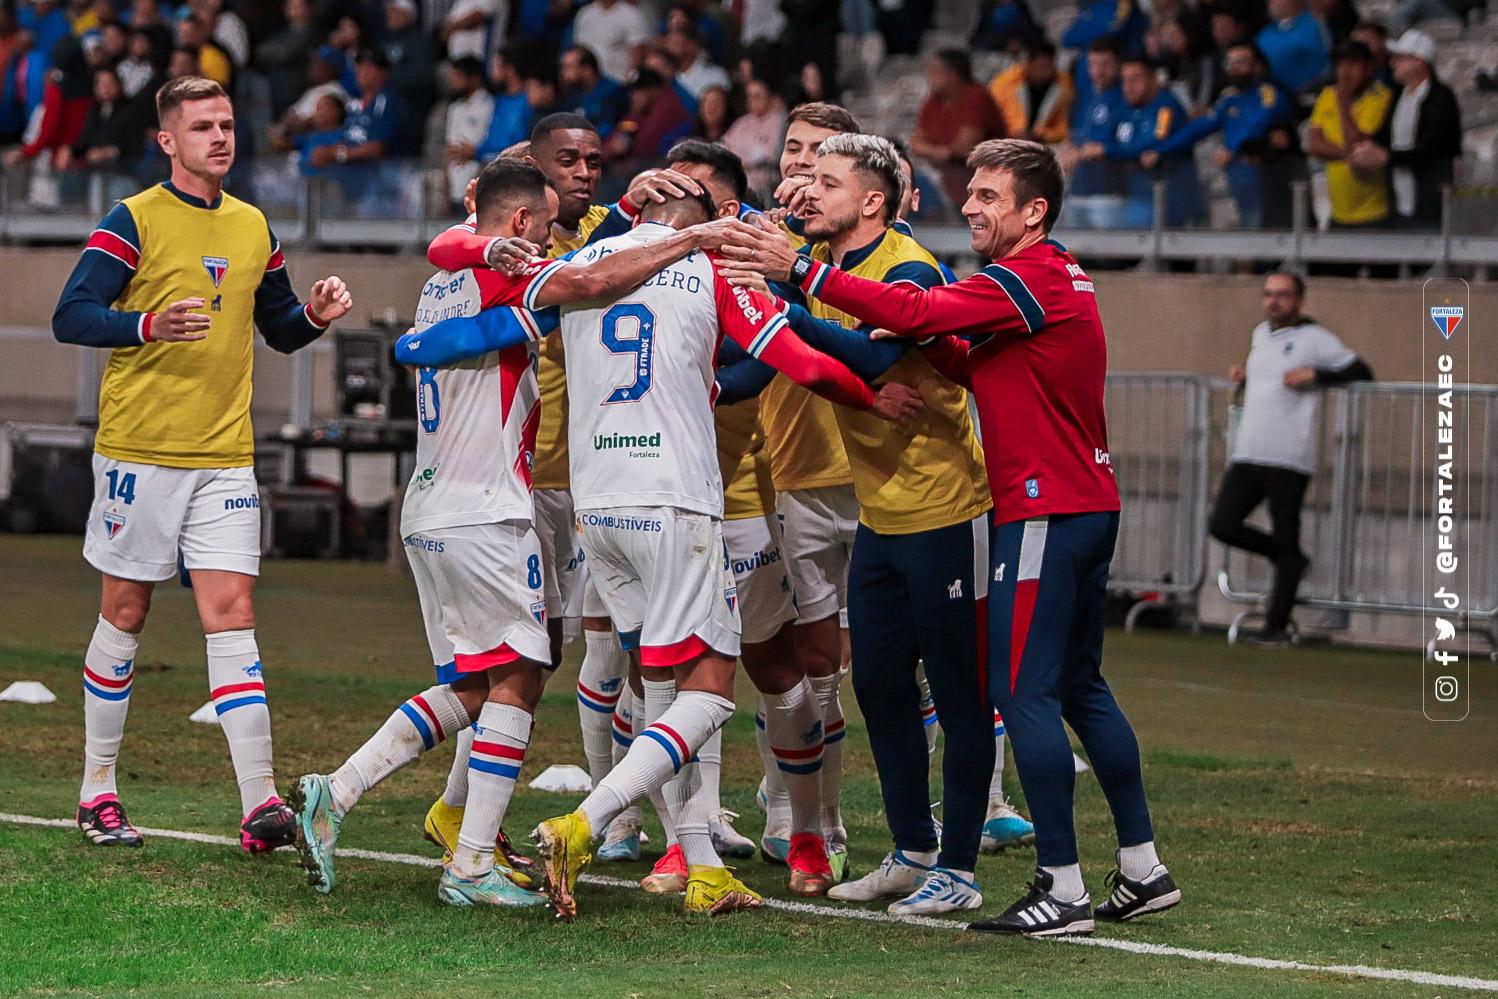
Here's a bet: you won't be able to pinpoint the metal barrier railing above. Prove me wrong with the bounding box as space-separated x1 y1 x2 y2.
1103 372 1212 629
1216 381 1498 653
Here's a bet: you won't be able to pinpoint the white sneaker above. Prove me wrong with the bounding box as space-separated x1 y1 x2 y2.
709 809 756 859
597 814 642 862
888 868 983 915
827 850 932 902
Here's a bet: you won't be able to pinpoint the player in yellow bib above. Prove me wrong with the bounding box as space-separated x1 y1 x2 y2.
51 77 352 852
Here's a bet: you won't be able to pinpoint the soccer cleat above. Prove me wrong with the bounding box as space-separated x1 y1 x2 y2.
598 815 642 862
640 843 689 894
759 811 790 865
710 809 756 859
241 796 296 854
754 776 769 813
827 849 931 902
786 831 835 896
423 797 463 860
683 865 764 916
287 774 341 893
888 868 983 915
423 798 534 889
980 798 1036 853
968 869 1095 937
77 795 143 847
437 867 549 908
827 840 850 884
1095 865 1182 921
536 810 593 920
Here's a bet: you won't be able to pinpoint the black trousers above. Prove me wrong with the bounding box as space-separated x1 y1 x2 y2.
1209 461 1311 633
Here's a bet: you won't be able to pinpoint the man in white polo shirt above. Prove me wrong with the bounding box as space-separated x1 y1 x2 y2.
1209 272 1372 646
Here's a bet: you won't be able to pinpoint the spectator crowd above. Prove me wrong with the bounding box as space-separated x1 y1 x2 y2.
0 0 1476 229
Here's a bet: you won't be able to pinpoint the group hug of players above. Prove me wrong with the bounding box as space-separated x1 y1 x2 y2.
56 74 1181 939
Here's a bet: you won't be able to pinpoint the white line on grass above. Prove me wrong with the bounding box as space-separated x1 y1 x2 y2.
5 811 1495 993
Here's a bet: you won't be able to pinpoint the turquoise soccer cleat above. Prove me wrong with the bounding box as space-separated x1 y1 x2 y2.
980 798 1036 853
437 868 550 908
288 773 342 894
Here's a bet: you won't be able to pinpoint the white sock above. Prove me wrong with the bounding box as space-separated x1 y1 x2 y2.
631 686 676 845
663 728 722 868
452 701 532 878
80 615 138 804
754 699 792 825
761 679 823 836
610 690 642 831
808 671 846 843
1119 841 1163 882
578 684 733 838
990 711 1007 801
443 726 475 807
918 672 939 758
1043 863 1087 903
206 629 276 815
577 630 628 787
329 685 468 814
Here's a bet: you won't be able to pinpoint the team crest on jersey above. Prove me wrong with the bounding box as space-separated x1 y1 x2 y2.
1025 478 1040 499
530 600 547 624
724 582 738 613
201 256 229 288
1430 305 1463 340
102 510 126 539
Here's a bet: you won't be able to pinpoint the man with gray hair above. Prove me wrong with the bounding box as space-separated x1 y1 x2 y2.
731 130 1004 915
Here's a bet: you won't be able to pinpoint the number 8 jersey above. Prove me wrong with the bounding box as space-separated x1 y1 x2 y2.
400 262 554 538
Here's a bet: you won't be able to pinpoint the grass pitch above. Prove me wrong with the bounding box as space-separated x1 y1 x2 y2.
1 535 1494 997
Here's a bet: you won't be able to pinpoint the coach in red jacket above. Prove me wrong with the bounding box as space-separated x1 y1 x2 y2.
720 138 1181 937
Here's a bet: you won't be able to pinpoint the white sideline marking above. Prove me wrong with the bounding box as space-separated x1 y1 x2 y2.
4 811 1496 993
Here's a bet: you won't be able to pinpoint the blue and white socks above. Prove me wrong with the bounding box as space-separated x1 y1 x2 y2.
205 629 276 815
452 701 532 878
80 615 138 805
330 685 470 814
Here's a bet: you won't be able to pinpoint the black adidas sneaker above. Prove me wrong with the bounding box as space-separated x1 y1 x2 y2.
1096 865 1182 921
968 869 1094 937
78 796 144 847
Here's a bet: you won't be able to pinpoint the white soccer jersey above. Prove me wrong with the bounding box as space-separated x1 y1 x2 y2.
542 222 788 519
1232 318 1358 476
400 266 545 536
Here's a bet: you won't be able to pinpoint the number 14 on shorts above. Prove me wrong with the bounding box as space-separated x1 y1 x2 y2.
105 469 138 504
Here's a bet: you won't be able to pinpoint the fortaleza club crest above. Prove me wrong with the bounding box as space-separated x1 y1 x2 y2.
202 256 229 288
102 510 126 539
1430 305 1463 340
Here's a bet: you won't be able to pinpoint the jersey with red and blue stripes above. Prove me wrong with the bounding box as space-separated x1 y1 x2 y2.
793 238 1119 525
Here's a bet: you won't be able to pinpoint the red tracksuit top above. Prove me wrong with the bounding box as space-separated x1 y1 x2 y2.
795 238 1119 525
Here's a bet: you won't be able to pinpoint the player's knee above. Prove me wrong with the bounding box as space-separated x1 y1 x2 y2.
1207 506 1236 543
103 601 150 634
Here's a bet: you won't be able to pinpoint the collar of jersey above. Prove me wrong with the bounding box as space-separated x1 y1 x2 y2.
161 180 223 210
818 228 888 271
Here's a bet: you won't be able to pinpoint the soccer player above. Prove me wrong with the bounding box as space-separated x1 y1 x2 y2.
486 188 920 919
734 133 996 915
721 138 1181 936
418 114 707 865
754 101 864 868
288 160 757 905
51 76 353 852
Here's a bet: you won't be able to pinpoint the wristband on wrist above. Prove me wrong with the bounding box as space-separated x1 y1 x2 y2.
140 313 156 343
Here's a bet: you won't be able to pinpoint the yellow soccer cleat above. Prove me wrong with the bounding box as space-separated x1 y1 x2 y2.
423 797 535 890
536 810 594 921
683 865 764 916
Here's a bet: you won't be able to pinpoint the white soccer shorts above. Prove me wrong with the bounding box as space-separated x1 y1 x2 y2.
405 521 552 681
83 455 261 581
533 488 584 619
577 506 742 668
776 483 859 628
723 513 796 645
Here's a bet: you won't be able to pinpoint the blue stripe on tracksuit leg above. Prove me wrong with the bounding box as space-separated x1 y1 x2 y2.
987 511 1154 868
848 514 994 873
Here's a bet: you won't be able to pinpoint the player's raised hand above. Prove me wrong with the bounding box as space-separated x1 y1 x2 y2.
626 167 704 206
310 276 353 323
485 236 541 274
870 382 925 425
716 221 797 282
688 217 760 252
155 298 212 341
773 173 813 208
